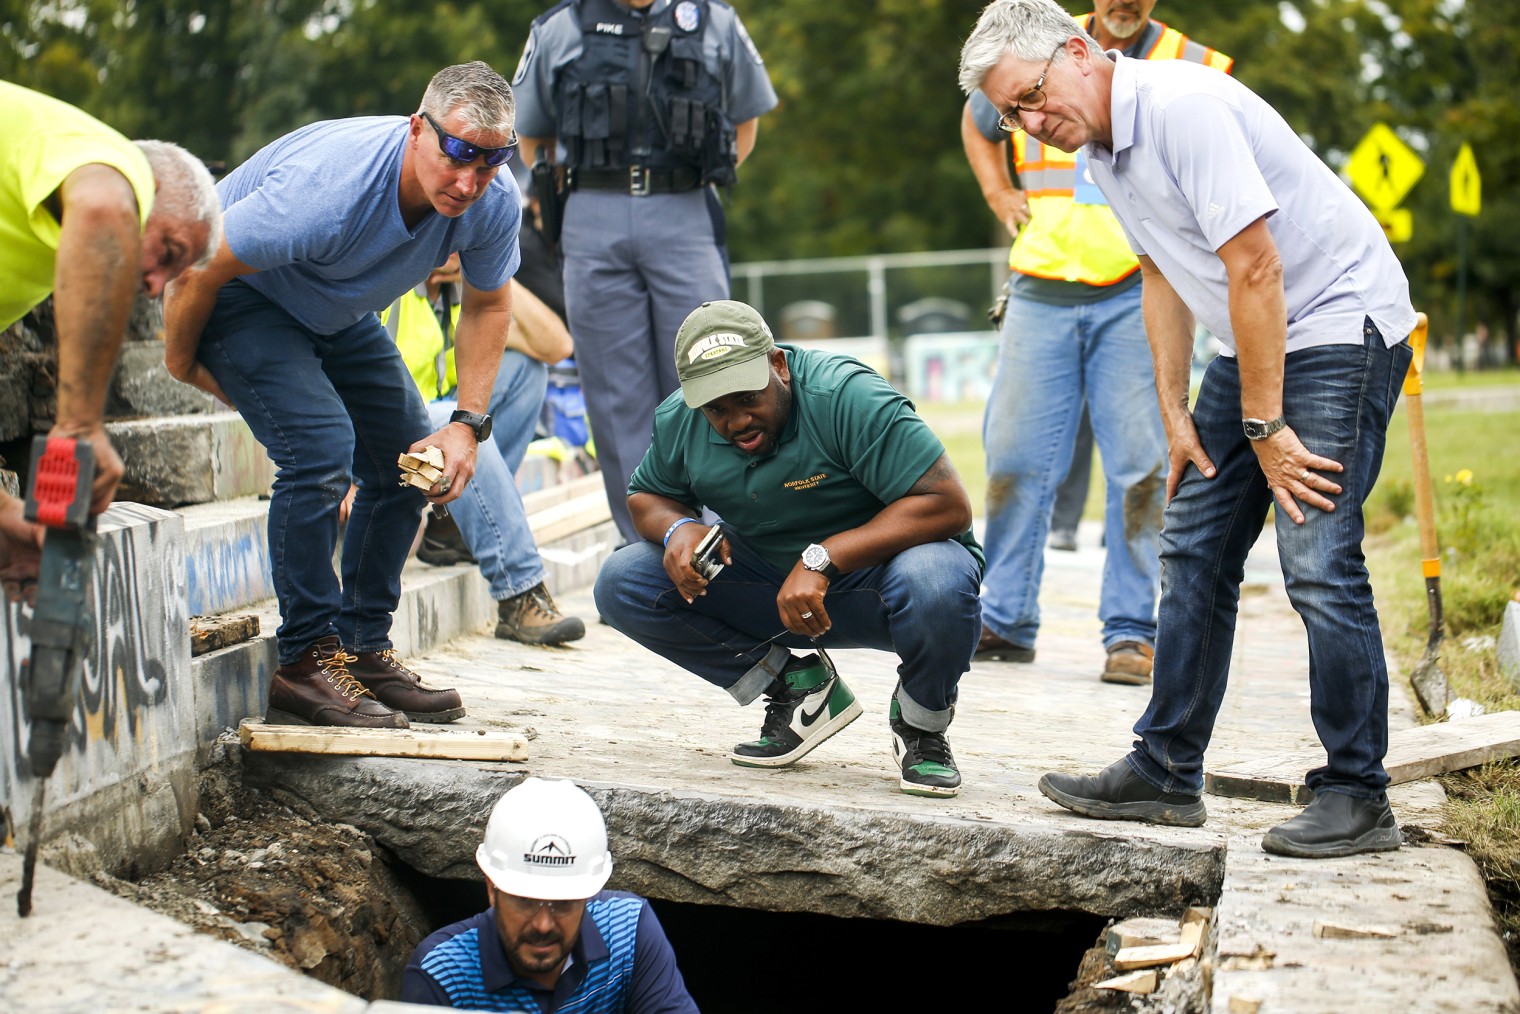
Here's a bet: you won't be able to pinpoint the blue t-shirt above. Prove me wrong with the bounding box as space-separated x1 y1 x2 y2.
403 891 697 1014
218 116 521 335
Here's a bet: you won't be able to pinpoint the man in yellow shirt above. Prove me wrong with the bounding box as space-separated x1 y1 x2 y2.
1 82 220 597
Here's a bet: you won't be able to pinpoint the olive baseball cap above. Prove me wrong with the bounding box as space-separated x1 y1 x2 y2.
674 300 776 408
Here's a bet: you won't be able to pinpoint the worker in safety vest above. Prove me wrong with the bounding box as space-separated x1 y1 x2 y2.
380 238 585 647
963 0 1230 687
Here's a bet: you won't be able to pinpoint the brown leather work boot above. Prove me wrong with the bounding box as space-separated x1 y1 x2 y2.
266 636 408 728
496 582 586 645
1101 641 1155 685
346 648 466 724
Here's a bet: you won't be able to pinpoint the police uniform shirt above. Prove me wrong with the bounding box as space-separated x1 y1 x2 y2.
512 0 778 144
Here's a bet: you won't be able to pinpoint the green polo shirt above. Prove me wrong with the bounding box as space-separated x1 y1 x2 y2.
630 345 984 576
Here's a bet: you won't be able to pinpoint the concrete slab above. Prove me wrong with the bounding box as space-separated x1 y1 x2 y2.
0 851 365 1013
240 521 1516 1014
1211 841 1518 1012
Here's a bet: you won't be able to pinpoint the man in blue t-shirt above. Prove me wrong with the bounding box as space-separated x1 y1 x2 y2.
404 778 697 1014
164 62 523 730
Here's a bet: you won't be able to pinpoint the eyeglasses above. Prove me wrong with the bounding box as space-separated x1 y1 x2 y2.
421 112 517 167
997 42 1066 134
500 894 585 918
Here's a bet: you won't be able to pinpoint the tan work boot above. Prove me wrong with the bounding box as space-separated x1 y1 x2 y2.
346 648 466 724
266 636 409 728
1101 641 1155 685
496 582 586 645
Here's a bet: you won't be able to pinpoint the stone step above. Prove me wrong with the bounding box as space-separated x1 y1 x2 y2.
181 476 613 618
105 339 221 419
106 411 274 508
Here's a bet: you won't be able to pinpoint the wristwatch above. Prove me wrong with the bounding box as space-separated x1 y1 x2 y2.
1242 415 1287 441
801 543 838 580
449 409 493 442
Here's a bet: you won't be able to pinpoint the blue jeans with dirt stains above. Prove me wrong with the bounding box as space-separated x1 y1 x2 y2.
198 280 431 663
980 284 1167 650
427 350 548 601
1126 321 1412 798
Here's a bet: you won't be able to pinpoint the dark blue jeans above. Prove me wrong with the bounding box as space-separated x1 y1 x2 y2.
1128 321 1412 799
594 530 982 732
199 281 431 663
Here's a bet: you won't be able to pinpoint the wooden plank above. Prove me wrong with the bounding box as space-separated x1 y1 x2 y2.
529 491 613 545
1106 917 1181 956
238 719 528 761
520 473 604 517
1093 969 1157 994
1205 711 1520 802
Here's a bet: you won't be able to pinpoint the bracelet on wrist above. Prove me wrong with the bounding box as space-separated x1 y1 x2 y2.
663 517 698 548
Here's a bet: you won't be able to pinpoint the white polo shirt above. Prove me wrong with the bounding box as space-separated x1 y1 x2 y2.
1084 55 1416 355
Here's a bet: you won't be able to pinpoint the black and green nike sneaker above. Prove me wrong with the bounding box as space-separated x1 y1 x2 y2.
889 697 961 797
730 652 862 768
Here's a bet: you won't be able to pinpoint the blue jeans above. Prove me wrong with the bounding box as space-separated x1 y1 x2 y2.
428 350 548 600
199 281 431 663
593 532 982 732
981 284 1167 649
1128 321 1412 798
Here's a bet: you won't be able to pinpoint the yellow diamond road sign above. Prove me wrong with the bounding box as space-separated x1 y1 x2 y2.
1451 142 1481 217
1375 208 1413 243
1348 123 1424 212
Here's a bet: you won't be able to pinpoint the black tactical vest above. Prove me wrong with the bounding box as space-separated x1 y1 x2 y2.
555 0 737 184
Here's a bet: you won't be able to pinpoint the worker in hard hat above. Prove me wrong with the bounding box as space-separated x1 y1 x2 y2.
402 777 697 1012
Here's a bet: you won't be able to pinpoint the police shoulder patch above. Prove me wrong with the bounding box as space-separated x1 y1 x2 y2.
674 0 701 32
512 29 537 85
736 18 763 64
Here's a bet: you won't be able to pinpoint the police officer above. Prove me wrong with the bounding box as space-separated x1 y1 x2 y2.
512 0 778 544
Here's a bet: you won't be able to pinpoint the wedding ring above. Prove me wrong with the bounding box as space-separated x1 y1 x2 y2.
1301 470 1311 483
800 611 813 619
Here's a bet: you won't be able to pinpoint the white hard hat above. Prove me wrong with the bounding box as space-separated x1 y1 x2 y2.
476 778 614 900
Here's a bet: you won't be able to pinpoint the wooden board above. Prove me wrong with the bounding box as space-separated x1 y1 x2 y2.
1206 711 1520 802
528 490 613 545
520 473 605 517
189 613 260 656
239 719 528 761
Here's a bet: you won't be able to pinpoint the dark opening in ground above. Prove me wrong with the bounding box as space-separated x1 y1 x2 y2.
404 871 1106 1012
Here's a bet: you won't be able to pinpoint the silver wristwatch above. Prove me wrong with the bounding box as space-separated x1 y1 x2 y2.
801 543 838 580
1242 415 1287 441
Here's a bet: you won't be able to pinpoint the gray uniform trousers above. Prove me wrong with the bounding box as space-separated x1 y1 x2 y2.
560 187 729 543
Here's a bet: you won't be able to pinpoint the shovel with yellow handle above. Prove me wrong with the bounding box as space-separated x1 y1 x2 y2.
1403 312 1450 717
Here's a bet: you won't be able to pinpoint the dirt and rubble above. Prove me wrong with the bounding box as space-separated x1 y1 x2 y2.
63 749 431 1002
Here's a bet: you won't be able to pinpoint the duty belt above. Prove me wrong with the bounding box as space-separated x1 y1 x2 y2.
569 165 702 196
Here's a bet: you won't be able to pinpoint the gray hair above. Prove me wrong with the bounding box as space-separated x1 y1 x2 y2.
133 139 222 268
420 61 516 137
959 0 1100 94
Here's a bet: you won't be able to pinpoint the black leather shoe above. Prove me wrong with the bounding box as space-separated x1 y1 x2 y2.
1038 758 1207 827
1261 790 1402 858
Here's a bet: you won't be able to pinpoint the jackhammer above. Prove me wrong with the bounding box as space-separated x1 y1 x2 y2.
15 435 96 917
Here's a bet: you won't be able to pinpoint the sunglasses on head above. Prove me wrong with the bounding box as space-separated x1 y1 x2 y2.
420 112 517 167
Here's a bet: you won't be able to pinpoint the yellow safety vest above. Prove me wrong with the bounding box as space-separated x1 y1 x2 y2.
381 288 461 402
1008 16 1233 285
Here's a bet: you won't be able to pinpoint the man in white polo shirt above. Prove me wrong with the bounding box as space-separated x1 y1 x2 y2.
959 0 1416 858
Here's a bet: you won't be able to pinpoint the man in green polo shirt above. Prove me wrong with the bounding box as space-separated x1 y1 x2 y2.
594 300 984 797
1 82 220 598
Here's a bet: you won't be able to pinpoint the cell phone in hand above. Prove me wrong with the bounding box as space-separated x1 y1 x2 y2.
691 525 725 582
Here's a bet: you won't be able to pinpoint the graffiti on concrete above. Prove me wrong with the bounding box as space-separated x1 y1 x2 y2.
2 503 188 797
